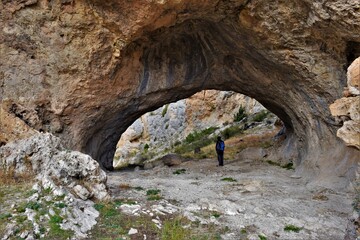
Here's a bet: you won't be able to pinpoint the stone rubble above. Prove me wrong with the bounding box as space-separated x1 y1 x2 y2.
0 133 110 239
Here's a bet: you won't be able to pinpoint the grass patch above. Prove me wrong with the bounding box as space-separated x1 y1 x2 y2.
258 234 267 240
0 165 35 185
252 110 268 122
147 195 163 201
0 213 12 220
54 202 67 208
221 177 237 182
48 215 73 239
90 201 158 239
284 224 302 233
94 203 105 211
173 169 186 175
146 189 162 201
114 199 137 206
161 217 191 240
26 201 42 211
15 215 27 223
146 189 161 196
134 186 145 191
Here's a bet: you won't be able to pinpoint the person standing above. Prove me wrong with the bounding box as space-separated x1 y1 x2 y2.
215 136 225 166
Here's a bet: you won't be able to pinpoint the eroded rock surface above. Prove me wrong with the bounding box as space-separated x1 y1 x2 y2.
108 157 355 240
0 133 109 201
1 0 359 188
330 57 360 150
0 133 110 238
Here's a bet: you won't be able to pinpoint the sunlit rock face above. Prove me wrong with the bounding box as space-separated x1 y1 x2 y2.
113 90 264 169
1 0 359 187
330 57 360 150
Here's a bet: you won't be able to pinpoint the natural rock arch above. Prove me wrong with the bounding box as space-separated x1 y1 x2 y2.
1 0 359 187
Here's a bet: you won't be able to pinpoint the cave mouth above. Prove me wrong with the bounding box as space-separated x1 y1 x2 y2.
112 90 284 171
79 16 358 190
85 19 300 171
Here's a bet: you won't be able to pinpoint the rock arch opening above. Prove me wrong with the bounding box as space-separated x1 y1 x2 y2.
113 90 283 170
1 0 358 189
79 17 357 189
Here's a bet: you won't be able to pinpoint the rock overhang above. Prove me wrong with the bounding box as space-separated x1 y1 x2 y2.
0 0 359 188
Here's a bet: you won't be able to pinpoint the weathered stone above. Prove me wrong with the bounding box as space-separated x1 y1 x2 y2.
0 133 110 201
237 147 267 161
128 228 138 235
337 121 360 150
329 97 358 117
1 0 359 188
161 154 188 166
330 57 360 151
347 57 360 95
73 185 92 200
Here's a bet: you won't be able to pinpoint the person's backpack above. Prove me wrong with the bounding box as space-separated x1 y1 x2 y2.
217 141 225 151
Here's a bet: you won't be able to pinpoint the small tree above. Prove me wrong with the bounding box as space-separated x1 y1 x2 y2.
234 106 247 122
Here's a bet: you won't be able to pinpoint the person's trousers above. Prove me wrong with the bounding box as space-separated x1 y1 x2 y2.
217 150 224 166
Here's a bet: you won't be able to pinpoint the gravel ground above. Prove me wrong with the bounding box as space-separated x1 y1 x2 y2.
107 157 354 240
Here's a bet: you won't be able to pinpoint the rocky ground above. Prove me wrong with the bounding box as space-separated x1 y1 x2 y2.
108 157 354 240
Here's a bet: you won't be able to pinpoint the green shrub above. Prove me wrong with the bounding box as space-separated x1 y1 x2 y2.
0 213 11 220
134 186 144 191
211 212 221 218
185 127 218 143
146 189 162 201
234 106 247 122
175 127 219 155
162 104 169 117
252 110 268 122
282 162 294 170
284 224 302 233
173 169 186 175
221 177 237 182
259 235 267 240
94 203 105 211
146 189 161 196
221 125 243 139
147 195 162 201
144 143 150 152
49 215 63 224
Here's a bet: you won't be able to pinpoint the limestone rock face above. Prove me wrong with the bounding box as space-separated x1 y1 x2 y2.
0 133 109 201
1 0 360 187
330 57 360 150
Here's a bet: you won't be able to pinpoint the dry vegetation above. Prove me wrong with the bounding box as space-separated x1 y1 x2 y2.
184 126 280 161
0 165 34 185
